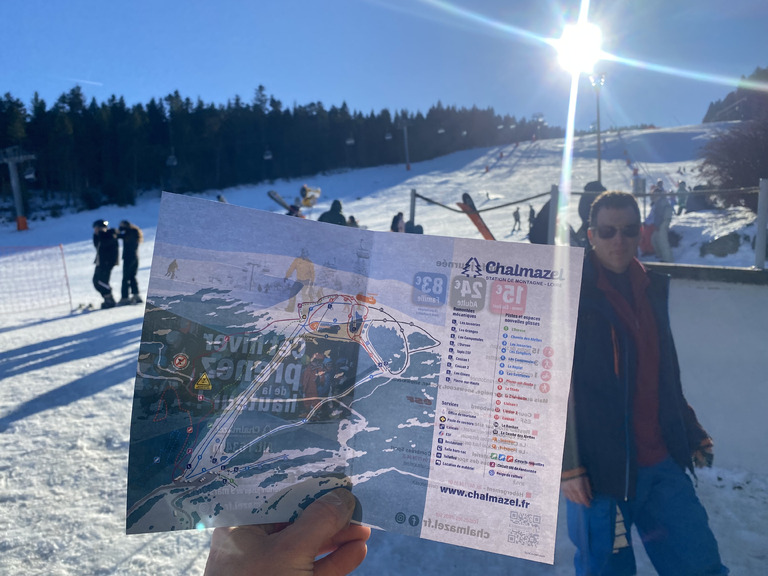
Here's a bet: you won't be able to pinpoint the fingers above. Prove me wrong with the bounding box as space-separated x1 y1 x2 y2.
314 537 369 576
279 490 357 552
204 525 271 576
205 490 368 576
317 524 372 557
561 476 592 507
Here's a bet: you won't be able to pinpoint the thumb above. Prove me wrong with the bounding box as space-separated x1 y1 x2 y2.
280 489 356 551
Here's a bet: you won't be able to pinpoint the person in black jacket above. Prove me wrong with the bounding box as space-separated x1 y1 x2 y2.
318 200 347 226
561 191 726 575
117 220 143 305
92 219 119 309
574 180 606 246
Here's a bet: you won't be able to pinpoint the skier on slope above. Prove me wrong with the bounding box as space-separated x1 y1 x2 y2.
92 219 119 309
512 207 521 232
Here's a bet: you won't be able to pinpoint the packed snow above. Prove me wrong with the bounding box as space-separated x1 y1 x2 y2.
1 123 766 575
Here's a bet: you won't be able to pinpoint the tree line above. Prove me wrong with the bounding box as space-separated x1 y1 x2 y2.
0 85 563 209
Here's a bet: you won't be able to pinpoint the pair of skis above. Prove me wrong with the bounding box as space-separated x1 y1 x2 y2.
457 193 495 240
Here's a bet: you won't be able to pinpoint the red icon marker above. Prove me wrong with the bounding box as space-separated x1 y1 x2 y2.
173 353 189 370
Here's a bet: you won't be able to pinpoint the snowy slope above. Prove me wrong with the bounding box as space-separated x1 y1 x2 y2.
1 124 766 575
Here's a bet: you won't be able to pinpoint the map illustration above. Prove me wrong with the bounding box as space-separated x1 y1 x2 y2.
127 193 583 563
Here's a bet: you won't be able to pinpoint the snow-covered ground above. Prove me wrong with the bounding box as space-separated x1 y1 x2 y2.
1 124 766 575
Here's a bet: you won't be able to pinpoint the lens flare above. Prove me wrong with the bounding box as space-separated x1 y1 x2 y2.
556 22 603 75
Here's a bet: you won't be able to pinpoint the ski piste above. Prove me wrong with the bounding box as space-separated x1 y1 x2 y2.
457 192 496 240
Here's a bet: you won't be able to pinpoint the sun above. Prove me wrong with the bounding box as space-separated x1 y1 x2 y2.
555 22 603 76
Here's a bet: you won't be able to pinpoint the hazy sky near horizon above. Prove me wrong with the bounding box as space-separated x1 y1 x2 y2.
2 0 766 131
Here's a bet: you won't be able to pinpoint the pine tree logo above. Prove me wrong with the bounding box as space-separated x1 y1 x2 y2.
461 257 482 278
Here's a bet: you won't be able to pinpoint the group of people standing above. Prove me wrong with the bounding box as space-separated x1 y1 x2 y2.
512 204 536 233
91 219 143 309
390 211 424 234
300 198 359 227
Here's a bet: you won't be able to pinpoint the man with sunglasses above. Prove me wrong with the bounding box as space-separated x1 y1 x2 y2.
561 191 727 575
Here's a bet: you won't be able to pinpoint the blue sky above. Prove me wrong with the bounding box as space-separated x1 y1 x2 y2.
2 0 766 131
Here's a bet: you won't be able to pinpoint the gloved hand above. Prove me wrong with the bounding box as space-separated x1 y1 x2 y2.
692 438 714 468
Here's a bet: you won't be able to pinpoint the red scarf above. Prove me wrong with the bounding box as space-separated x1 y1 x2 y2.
594 255 669 466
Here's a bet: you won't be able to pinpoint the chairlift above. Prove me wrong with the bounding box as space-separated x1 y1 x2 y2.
384 132 393 141
263 150 273 161
461 130 467 137
346 137 355 146
437 128 445 134
166 154 178 167
23 165 36 181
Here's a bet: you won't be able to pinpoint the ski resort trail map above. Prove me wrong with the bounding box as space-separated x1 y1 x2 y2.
126 193 583 563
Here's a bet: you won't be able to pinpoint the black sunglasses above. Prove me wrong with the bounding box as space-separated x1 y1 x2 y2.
592 224 641 239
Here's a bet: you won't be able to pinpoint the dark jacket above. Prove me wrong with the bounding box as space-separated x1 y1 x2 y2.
93 228 119 268
563 254 708 500
318 200 347 226
118 224 142 264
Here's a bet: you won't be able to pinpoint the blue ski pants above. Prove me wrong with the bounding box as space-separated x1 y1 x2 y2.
566 457 728 576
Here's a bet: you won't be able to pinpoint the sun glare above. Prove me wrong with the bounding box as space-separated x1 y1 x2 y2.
556 22 603 76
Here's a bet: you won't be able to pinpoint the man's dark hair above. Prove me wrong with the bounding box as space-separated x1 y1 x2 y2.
589 191 641 227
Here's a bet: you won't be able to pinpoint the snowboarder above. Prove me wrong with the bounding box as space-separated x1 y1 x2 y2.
318 200 347 226
347 215 360 227
512 207 521 232
92 219 119 309
117 220 143 305
299 184 320 207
